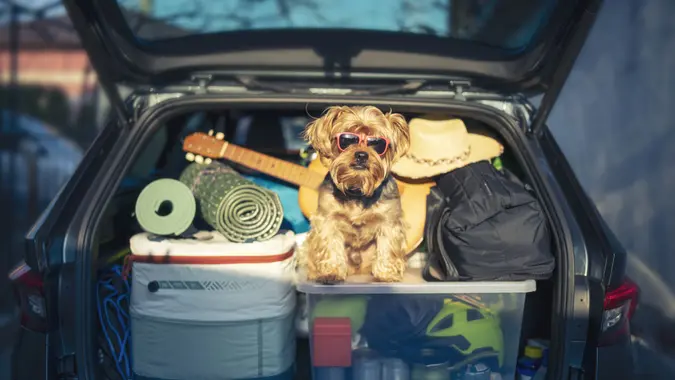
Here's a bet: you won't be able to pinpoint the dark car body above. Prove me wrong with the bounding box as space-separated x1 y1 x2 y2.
8 0 640 379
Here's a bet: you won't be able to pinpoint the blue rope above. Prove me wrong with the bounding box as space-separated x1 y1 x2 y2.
97 264 132 379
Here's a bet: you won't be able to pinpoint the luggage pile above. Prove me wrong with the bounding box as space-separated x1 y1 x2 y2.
105 114 556 380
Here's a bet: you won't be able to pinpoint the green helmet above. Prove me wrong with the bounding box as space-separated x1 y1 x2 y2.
311 296 369 332
425 300 504 366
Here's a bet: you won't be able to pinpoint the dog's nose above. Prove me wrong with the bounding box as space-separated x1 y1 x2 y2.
354 151 368 161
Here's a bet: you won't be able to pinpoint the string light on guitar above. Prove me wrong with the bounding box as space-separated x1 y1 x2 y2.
185 130 227 164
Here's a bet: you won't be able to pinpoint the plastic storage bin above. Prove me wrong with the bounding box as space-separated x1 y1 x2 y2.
298 273 536 380
128 231 297 380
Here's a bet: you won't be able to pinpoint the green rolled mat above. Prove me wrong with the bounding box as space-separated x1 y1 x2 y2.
179 162 284 243
135 178 196 236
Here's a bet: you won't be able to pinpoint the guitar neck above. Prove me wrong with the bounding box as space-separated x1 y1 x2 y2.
221 143 325 189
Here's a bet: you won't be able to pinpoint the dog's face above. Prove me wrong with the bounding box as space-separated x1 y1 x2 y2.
303 106 410 197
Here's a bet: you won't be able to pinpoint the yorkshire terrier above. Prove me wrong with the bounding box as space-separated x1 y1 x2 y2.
301 106 410 283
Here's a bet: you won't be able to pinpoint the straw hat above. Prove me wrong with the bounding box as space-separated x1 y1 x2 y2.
392 115 504 179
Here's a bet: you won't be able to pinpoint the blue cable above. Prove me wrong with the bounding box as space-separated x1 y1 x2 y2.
113 264 134 366
103 298 126 364
108 265 132 377
98 287 127 378
97 265 132 379
97 281 125 378
101 278 131 378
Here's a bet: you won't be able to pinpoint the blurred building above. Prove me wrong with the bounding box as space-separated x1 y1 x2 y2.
0 8 185 142
0 14 91 99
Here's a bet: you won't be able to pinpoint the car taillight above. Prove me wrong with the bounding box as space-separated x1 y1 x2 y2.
8 260 48 333
598 277 639 346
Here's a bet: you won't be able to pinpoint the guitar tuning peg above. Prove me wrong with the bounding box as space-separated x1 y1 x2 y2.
195 155 204 164
185 152 195 161
204 158 213 165
215 132 225 140
208 130 214 136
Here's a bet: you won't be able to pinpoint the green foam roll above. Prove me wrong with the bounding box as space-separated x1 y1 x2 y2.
135 178 196 236
179 162 284 243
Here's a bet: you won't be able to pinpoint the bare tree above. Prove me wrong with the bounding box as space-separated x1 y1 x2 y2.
119 0 325 34
395 0 448 36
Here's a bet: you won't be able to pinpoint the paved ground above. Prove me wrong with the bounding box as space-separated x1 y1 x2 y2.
0 297 19 380
632 335 675 379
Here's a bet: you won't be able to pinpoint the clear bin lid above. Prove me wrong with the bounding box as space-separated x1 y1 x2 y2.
297 269 536 295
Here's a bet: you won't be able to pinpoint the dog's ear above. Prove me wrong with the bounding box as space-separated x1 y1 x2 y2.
303 106 345 158
386 112 410 161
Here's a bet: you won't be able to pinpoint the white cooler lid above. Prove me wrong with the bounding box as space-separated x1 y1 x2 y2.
129 230 296 257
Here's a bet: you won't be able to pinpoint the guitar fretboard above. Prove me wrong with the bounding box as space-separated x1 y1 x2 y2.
222 144 325 189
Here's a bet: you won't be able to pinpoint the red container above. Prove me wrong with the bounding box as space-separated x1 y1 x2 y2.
311 317 352 367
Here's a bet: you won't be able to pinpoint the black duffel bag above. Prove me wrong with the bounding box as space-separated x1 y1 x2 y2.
423 161 555 281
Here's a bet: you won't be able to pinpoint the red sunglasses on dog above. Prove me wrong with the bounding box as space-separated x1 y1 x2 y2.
334 132 390 156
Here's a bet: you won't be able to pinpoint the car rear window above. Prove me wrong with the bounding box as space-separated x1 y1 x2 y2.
117 0 558 50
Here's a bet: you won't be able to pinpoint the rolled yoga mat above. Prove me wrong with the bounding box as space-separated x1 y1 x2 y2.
179 162 284 243
135 178 197 236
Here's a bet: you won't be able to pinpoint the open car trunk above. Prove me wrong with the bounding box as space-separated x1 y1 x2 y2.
77 96 564 380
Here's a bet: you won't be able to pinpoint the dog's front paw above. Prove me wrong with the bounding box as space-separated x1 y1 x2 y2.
372 271 403 283
308 263 348 285
372 260 405 283
313 274 346 285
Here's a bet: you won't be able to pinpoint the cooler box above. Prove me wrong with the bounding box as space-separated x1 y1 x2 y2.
298 272 535 380
128 231 297 380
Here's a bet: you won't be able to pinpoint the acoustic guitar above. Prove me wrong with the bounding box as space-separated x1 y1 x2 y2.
182 131 435 254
